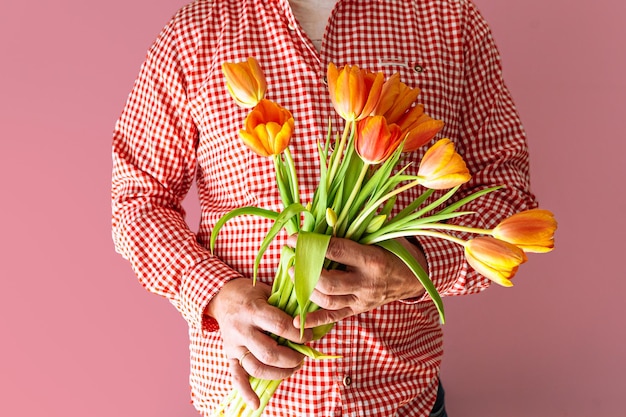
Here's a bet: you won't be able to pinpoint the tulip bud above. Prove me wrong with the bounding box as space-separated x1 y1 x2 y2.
355 115 403 165
417 138 471 189
493 209 557 253
222 57 267 108
325 208 338 228
365 214 387 233
464 237 528 287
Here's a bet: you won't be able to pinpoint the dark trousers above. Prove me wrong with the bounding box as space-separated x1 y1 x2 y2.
429 380 448 417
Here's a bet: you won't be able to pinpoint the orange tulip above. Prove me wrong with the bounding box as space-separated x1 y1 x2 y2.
493 209 557 253
222 57 267 108
464 236 528 287
397 104 445 152
239 99 294 157
372 74 444 152
327 63 385 122
374 73 422 124
417 138 470 189
355 115 403 164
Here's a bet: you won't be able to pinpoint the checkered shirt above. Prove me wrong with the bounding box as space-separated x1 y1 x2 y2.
111 0 537 415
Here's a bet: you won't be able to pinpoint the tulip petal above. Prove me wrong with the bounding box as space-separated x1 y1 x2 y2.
327 63 385 121
466 253 515 287
240 129 270 157
238 99 294 157
359 71 385 120
402 119 445 152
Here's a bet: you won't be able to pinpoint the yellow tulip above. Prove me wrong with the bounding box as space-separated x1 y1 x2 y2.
493 209 557 253
222 57 267 108
327 63 385 121
464 237 528 287
417 138 470 189
397 104 445 152
239 99 294 157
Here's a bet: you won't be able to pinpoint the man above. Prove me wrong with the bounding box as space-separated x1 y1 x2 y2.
112 1 537 416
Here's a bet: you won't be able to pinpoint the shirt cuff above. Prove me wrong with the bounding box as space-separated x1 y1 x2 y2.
178 256 243 332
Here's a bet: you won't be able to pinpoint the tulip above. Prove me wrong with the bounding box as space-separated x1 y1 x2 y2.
372 74 444 152
239 99 294 157
327 63 385 122
464 236 528 287
374 73 422 123
222 57 267 108
417 138 470 189
397 104 445 152
355 115 404 164
492 209 557 253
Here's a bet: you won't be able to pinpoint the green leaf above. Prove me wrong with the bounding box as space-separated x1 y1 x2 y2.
253 203 306 283
311 322 334 340
375 239 445 324
361 211 475 245
285 340 341 360
268 246 296 309
294 231 332 336
362 145 406 199
388 189 434 224
312 140 329 228
437 185 503 215
209 206 279 253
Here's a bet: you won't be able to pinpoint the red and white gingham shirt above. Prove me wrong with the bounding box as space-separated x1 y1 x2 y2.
112 0 537 415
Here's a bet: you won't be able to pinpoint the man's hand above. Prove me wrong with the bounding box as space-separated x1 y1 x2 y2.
204 278 312 409
290 236 427 329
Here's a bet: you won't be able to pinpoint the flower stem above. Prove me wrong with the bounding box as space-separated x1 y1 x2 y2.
335 163 370 235
365 229 467 246
283 147 300 205
327 120 354 186
345 178 421 239
410 223 492 235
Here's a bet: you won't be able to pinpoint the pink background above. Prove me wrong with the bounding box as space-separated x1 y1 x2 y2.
1 0 624 416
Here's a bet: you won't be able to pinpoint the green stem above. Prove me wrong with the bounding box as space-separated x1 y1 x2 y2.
345 178 421 239
410 223 492 235
327 120 354 186
249 379 282 417
364 229 467 246
283 147 300 205
334 163 370 235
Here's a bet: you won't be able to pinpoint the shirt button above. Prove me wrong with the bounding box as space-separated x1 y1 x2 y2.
342 375 352 387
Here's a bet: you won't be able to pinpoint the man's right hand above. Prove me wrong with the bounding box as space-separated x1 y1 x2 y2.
204 278 312 409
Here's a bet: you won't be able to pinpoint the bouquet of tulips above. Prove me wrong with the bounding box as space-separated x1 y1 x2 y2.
211 58 557 416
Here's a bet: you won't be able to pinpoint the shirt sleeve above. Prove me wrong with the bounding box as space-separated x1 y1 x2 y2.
416 0 538 298
111 16 241 332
